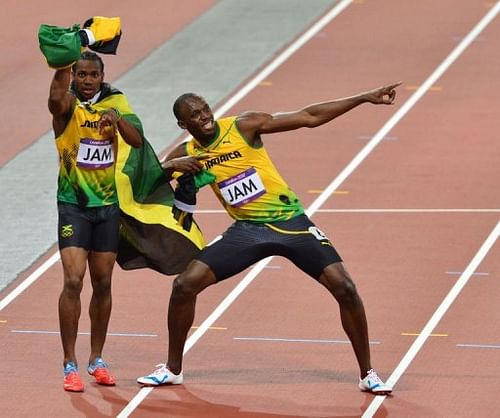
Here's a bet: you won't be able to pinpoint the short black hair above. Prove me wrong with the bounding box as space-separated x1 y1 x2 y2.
173 93 200 120
72 51 104 73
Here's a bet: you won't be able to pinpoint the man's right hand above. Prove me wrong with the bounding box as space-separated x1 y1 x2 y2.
162 155 208 174
363 82 402 105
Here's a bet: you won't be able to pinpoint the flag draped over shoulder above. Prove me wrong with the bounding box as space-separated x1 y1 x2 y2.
92 88 206 275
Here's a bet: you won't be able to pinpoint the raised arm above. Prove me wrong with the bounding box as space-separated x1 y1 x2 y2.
48 67 75 136
237 82 401 143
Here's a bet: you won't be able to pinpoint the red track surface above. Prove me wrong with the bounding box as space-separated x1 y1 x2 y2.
1 1 499 417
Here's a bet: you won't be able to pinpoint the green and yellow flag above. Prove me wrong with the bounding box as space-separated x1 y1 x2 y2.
38 17 122 68
82 86 206 275
113 114 206 275
115 135 206 276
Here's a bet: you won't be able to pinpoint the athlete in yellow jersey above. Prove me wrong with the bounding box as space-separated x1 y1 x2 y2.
184 115 304 222
139 84 401 394
49 51 143 392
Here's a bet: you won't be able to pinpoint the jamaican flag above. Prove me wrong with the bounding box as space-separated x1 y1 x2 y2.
87 85 206 275
115 137 206 276
38 16 122 68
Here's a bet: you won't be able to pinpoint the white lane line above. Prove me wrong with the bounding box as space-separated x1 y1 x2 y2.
0 252 60 311
362 221 500 418
117 1 357 416
233 337 381 345
10 330 158 337
193 208 500 214
358 135 399 141
456 344 500 349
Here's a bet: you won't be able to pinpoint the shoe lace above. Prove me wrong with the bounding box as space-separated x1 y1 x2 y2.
64 362 78 375
152 363 168 375
91 357 108 369
366 369 383 384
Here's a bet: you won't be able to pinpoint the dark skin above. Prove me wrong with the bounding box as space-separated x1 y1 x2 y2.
162 83 400 390
49 58 143 370
49 60 143 145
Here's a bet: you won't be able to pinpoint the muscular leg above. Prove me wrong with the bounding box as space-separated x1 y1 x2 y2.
87 251 116 363
59 247 88 366
318 262 371 378
167 260 217 374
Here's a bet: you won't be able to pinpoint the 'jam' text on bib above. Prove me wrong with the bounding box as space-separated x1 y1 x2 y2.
218 167 266 207
76 138 114 169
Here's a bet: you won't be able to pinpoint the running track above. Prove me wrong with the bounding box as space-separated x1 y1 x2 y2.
1 1 499 417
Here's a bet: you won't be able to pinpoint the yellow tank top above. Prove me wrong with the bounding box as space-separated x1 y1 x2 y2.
55 92 131 207
185 117 304 222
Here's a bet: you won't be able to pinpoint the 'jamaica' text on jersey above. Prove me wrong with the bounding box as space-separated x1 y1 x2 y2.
204 151 242 169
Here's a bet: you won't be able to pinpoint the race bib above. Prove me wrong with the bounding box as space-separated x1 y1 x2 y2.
76 138 114 169
218 167 266 207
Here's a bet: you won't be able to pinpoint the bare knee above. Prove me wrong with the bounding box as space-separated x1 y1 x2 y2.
91 275 112 298
319 263 361 306
171 261 216 301
62 275 84 298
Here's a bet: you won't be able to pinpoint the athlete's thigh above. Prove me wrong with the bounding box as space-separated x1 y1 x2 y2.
60 246 88 281
196 221 271 281
278 216 342 280
58 202 92 251
88 251 116 284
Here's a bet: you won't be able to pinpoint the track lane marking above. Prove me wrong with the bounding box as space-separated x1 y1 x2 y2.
233 337 381 345
362 221 500 417
193 208 500 214
361 2 500 413
457 343 500 349
10 330 158 337
0 252 60 311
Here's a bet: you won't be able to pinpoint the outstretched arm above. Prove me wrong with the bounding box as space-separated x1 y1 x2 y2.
237 82 402 143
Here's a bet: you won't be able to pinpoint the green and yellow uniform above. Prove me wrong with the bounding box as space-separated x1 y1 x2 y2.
56 85 134 207
185 117 304 222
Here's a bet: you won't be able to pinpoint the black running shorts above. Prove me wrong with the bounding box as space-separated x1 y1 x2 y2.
57 202 120 252
196 214 342 281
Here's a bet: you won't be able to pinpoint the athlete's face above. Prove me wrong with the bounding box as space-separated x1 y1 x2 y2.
72 60 104 100
177 96 216 143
